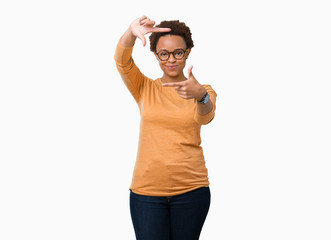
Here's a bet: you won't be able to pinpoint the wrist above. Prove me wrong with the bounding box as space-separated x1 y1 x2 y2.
196 86 207 101
120 28 137 47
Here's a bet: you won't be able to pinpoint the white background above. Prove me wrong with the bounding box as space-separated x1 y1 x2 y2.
1 0 330 239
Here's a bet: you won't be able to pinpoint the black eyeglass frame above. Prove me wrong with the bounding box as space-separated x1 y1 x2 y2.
156 48 188 61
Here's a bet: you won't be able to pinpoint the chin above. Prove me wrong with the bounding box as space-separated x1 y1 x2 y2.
165 70 180 77
166 73 179 78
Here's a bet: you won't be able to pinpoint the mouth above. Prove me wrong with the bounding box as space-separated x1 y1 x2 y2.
166 65 178 70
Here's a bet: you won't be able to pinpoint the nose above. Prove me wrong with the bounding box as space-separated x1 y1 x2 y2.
168 53 176 62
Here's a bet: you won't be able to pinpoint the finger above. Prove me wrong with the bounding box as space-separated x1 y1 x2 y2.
176 89 188 93
187 65 193 78
151 27 171 33
162 83 177 87
177 93 190 99
137 33 146 46
141 19 155 27
144 20 156 27
162 81 184 87
139 16 147 23
140 18 151 25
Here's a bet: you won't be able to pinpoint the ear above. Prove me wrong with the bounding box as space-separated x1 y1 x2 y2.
185 48 191 59
153 51 159 60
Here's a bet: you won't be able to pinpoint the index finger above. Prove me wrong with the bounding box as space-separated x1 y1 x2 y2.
162 81 184 87
151 27 171 33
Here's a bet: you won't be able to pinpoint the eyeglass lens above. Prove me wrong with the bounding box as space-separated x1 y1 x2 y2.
158 49 185 60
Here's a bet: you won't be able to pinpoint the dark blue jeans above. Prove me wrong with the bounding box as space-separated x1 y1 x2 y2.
130 187 211 240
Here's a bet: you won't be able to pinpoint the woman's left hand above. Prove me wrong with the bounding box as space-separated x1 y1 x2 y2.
162 66 207 101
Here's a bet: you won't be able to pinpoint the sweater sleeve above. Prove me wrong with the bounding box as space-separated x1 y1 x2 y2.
194 84 217 125
114 42 147 103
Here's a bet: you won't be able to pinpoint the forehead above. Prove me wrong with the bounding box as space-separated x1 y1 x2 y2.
156 35 186 51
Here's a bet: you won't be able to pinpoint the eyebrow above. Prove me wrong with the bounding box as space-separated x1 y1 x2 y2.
157 48 185 52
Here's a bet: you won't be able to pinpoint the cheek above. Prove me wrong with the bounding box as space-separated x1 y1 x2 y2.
157 61 166 69
178 60 186 69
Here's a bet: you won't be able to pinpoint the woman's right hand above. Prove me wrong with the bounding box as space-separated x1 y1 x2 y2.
130 16 171 46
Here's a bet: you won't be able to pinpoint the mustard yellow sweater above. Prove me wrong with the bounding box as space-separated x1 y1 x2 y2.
114 42 217 196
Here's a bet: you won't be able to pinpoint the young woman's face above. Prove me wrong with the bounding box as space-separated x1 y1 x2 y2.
154 35 190 79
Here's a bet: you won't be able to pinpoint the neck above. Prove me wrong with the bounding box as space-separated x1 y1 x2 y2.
161 73 186 83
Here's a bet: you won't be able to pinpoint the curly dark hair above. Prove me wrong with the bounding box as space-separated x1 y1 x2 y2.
149 20 194 52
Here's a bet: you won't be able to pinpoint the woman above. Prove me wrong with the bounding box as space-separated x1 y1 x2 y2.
114 16 217 240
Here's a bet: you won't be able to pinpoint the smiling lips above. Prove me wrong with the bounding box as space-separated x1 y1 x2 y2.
166 65 177 70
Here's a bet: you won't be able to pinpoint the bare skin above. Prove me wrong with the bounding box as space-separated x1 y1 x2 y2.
119 16 213 115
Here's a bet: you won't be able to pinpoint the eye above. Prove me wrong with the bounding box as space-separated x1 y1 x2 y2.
175 51 183 56
159 51 169 57
174 49 185 58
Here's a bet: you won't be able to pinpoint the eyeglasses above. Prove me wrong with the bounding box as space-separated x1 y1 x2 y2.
156 49 187 61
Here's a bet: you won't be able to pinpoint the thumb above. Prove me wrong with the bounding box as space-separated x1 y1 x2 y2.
137 33 146 46
187 65 194 79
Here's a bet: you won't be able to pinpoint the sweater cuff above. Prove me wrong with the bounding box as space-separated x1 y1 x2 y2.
194 104 215 125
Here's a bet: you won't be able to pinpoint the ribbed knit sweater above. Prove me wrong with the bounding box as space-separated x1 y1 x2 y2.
114 42 217 196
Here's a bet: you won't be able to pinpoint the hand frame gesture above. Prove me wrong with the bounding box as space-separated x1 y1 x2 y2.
130 16 171 46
